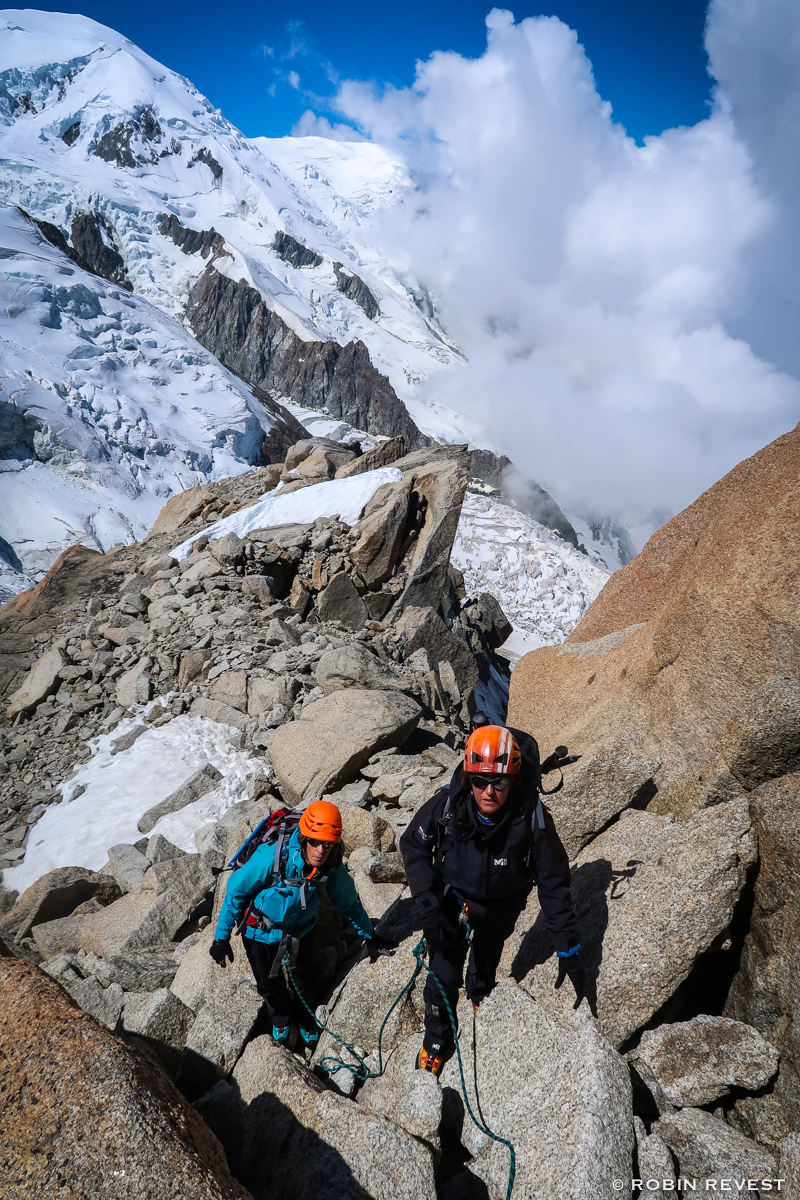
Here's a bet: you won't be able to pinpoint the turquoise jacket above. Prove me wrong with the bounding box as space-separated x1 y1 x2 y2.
215 828 374 945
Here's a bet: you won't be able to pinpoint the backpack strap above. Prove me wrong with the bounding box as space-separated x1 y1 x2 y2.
433 793 454 868
270 823 289 886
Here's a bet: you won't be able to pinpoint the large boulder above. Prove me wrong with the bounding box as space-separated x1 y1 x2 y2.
138 762 223 833
312 936 426 1071
724 773 800 1148
357 1031 442 1142
181 981 261 1081
335 435 406 479
79 854 215 960
394 447 470 613
349 478 411 588
440 978 633 1200
315 642 410 695
107 843 151 893
6 645 66 718
267 689 421 804
198 1037 437 1200
508 424 800 822
316 573 368 630
397 605 479 696
632 1016 779 1110
0 866 121 944
116 656 152 708
544 740 661 860
653 1107 777 1185
503 801 757 1048
122 987 196 1053
0 958 250 1200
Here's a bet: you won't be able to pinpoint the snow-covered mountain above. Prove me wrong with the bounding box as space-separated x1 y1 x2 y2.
0 11 470 438
0 9 613 640
0 203 304 595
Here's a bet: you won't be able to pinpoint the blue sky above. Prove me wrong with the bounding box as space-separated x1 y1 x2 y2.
30 1 711 143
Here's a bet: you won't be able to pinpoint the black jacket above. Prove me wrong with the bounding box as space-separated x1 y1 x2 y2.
399 769 578 953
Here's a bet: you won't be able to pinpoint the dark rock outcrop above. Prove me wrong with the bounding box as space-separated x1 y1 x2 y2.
93 106 178 170
31 209 132 291
274 231 323 269
69 211 131 289
60 119 80 145
160 212 227 260
188 147 223 181
187 265 429 450
333 263 380 320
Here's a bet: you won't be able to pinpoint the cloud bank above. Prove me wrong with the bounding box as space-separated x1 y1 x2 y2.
309 4 800 544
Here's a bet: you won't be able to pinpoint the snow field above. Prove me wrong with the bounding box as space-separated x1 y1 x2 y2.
0 205 273 577
4 707 253 894
169 466 403 560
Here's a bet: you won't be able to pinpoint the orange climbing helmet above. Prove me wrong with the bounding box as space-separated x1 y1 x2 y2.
299 800 342 843
464 725 522 775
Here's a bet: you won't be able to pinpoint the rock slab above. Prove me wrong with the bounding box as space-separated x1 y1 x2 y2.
0 957 250 1200
440 977 633 1200
633 1015 780 1109
503 801 756 1048
267 689 421 803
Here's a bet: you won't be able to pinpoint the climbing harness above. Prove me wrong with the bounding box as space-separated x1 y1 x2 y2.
286 936 517 1200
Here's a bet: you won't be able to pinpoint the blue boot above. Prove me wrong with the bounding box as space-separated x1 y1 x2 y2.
272 1025 291 1046
299 1027 319 1058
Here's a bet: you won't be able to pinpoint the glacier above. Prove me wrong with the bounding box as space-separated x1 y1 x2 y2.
0 8 612 641
0 204 283 586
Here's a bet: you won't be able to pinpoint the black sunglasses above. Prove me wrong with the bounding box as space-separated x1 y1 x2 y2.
305 838 334 848
471 775 513 792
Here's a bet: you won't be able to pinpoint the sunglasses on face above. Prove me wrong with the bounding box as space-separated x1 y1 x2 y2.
471 776 513 792
305 838 333 849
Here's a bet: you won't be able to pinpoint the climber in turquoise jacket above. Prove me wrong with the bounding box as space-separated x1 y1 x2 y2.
210 800 393 1053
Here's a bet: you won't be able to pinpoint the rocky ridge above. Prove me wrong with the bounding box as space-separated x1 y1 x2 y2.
1 426 796 1196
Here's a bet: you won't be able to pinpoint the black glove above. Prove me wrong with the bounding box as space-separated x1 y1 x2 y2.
209 938 234 967
365 934 397 962
422 909 462 953
555 949 585 1009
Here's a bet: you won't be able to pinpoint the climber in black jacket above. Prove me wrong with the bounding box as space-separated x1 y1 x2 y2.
400 723 584 1074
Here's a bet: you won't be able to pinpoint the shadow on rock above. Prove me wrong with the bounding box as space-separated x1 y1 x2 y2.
510 856 637 1017
198 1078 375 1200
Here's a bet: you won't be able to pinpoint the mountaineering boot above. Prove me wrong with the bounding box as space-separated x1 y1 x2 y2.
272 1024 291 1047
416 1046 447 1076
299 1027 319 1059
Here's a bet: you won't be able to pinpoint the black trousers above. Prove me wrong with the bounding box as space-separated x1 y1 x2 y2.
423 899 523 1055
242 933 317 1032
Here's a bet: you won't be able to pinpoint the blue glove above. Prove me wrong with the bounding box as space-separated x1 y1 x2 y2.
555 946 585 1008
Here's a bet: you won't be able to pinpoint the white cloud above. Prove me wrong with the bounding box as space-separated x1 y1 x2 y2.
291 110 368 141
312 5 800 543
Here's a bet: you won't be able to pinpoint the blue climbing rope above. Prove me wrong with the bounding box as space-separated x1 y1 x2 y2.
286 936 516 1200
